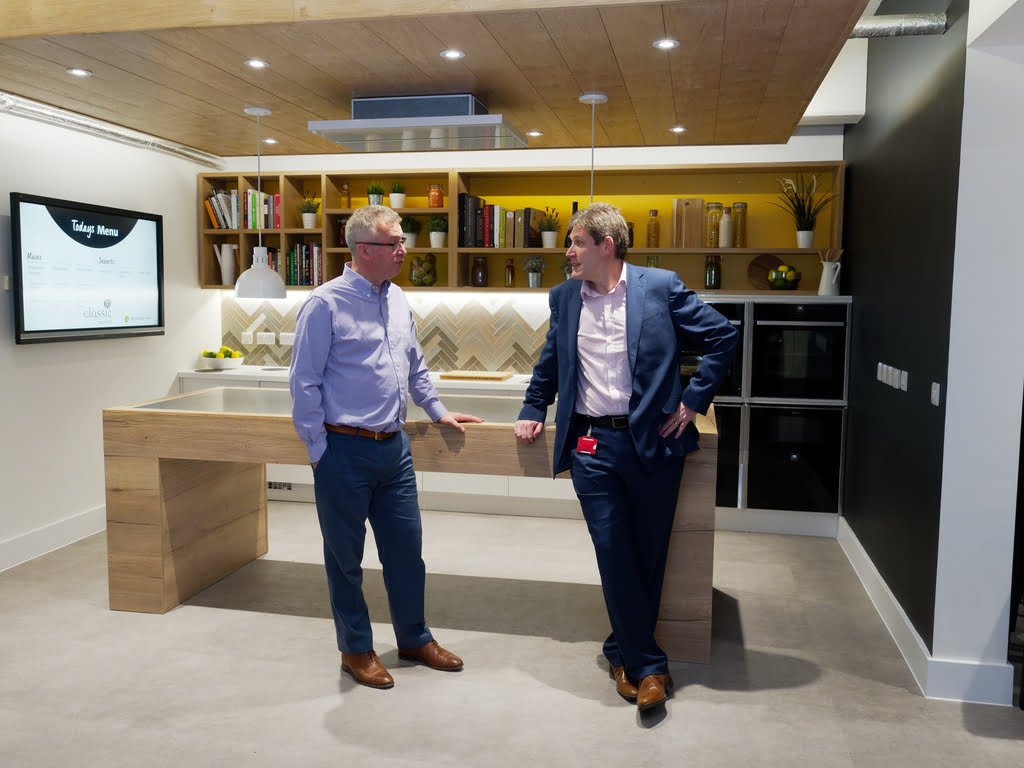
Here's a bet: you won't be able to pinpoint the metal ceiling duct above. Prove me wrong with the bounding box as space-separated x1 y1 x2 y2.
308 94 527 152
851 13 947 38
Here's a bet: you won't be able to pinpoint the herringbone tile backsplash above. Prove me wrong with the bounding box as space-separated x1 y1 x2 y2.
222 292 552 372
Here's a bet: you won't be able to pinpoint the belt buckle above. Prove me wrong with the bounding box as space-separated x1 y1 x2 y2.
374 431 387 441
611 416 629 429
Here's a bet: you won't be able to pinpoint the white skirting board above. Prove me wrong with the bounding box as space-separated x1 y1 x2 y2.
0 505 106 573
715 507 840 537
837 517 1014 706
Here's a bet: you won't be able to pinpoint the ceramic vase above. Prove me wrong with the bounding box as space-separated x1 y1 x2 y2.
796 230 814 249
429 231 446 248
301 212 317 229
541 230 558 248
389 193 406 208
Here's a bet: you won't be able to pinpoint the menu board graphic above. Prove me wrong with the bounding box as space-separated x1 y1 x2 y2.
18 202 160 332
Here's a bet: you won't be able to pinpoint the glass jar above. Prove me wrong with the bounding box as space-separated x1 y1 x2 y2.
704 202 723 248
428 183 444 208
626 222 635 247
340 181 351 209
646 209 660 248
732 202 747 248
704 254 721 290
471 256 488 287
646 254 659 268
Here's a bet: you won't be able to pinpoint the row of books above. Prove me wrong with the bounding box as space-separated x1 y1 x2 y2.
457 194 549 248
204 189 283 230
283 242 324 287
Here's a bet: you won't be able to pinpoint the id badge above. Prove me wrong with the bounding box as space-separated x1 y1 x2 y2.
576 435 598 455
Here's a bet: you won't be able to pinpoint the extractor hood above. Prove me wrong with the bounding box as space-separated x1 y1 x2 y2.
308 94 527 152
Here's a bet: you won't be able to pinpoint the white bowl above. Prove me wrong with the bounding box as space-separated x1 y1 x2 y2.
201 356 244 370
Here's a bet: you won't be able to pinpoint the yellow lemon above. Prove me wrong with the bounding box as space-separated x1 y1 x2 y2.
215 352 225 358
777 264 790 274
231 351 243 358
785 271 799 282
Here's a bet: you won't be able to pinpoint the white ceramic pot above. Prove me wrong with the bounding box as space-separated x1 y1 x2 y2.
301 212 318 229
402 232 417 249
389 193 406 208
527 272 542 288
429 231 446 248
541 230 559 248
796 230 814 249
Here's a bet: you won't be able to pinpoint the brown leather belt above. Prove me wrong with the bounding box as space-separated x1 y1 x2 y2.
324 423 398 441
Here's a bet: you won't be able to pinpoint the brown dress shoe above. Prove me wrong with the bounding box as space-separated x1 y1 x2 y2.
397 640 464 671
341 650 394 689
610 665 638 702
636 674 674 712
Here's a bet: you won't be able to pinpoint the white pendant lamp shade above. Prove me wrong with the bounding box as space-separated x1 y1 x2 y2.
235 246 286 298
235 105 287 299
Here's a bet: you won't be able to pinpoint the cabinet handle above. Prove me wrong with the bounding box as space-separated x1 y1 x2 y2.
755 320 845 327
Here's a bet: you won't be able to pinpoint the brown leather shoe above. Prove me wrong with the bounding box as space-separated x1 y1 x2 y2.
610 665 638 702
636 674 674 711
397 640 464 671
341 650 394 689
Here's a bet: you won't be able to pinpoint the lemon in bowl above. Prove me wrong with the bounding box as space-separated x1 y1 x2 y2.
768 265 801 290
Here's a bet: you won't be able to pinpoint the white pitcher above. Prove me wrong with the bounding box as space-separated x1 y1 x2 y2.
215 244 238 285
817 261 841 296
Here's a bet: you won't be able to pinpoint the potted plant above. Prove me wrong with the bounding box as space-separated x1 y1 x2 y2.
426 215 448 248
523 253 546 288
539 207 560 248
389 182 406 209
366 181 385 206
771 173 835 249
299 197 320 229
400 216 421 248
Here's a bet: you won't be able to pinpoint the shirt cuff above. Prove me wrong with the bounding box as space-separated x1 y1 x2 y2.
424 400 447 422
307 437 327 464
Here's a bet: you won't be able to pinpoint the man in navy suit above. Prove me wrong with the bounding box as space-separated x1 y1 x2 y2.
514 202 737 712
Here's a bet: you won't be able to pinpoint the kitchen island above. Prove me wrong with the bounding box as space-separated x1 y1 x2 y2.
103 387 718 662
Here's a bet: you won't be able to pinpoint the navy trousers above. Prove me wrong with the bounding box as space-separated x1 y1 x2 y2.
570 421 685 681
312 430 433 654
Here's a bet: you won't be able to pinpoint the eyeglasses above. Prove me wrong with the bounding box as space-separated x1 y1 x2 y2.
353 240 405 251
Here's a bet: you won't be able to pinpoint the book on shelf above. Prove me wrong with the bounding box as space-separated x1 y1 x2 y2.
203 198 220 228
523 207 546 248
505 209 515 248
513 209 525 248
229 189 239 229
208 192 228 228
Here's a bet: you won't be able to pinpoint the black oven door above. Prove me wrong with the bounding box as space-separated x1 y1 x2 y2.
751 303 846 400
680 302 743 398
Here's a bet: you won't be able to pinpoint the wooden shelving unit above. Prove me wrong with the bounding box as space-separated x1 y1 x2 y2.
197 163 843 292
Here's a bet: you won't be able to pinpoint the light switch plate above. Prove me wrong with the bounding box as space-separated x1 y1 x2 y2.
877 362 884 381
256 331 276 345
900 370 908 391
278 332 295 346
2 275 9 292
930 382 941 406
241 331 254 345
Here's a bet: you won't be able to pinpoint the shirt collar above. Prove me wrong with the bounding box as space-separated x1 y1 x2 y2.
342 262 390 298
580 260 628 298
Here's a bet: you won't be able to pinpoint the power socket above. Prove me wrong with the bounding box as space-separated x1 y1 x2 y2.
278 332 296 346
241 331 254 345
256 331 276 345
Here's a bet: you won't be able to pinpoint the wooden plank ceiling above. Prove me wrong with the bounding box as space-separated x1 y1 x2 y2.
0 0 868 157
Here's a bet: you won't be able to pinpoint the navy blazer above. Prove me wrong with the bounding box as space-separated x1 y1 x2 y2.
519 264 738 476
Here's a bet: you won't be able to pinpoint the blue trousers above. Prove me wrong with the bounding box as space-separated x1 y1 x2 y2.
312 430 433 654
570 422 685 681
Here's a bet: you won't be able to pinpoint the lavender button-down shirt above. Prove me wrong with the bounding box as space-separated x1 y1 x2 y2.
290 265 446 463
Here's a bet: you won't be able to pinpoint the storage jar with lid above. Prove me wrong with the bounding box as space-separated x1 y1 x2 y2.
704 202 723 248
646 209 660 248
732 202 747 247
471 255 488 287
704 254 721 290
428 183 444 208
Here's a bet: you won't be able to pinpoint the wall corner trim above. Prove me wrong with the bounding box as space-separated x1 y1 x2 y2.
838 518 1015 706
0 505 106 574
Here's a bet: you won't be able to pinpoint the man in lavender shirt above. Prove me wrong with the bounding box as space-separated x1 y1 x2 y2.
514 203 737 712
290 205 481 690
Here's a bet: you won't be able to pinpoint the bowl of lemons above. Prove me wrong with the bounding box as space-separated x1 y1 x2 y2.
200 346 245 369
768 264 802 290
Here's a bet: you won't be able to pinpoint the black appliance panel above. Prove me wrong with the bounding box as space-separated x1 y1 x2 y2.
680 302 744 398
712 404 741 508
751 303 846 400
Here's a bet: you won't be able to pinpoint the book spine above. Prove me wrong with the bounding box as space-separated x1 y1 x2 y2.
204 198 220 228
230 189 239 229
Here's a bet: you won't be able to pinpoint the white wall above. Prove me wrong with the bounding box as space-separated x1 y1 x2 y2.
801 39 868 126
0 111 221 571
930 28 1024 704
968 0 1022 45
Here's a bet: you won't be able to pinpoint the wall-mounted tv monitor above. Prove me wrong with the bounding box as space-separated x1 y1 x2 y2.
10 192 164 344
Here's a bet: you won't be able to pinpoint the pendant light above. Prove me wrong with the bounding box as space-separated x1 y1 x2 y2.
578 92 607 202
235 105 286 299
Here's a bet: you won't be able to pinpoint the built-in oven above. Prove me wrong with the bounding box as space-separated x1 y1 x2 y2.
746 405 844 513
680 302 744 398
750 303 847 400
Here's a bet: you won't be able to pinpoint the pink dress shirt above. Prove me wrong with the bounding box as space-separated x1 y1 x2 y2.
574 263 632 417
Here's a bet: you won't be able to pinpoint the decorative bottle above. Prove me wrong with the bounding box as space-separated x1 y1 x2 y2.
564 201 579 247
340 182 351 209
718 206 734 248
471 256 488 287
505 258 515 287
646 209 660 248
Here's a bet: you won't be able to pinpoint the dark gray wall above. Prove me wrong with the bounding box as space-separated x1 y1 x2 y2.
841 0 968 650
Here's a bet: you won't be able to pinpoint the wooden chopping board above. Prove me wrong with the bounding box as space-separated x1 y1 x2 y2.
439 370 514 381
747 253 784 290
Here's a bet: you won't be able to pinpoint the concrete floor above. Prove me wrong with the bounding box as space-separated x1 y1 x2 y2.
0 502 1021 767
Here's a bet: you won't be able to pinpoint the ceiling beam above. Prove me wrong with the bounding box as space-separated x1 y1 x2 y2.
0 0 666 40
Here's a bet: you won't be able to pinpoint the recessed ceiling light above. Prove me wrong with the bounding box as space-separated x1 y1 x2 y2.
526 130 543 138
244 58 269 69
670 125 687 134
440 49 465 60
262 137 278 144
653 38 680 51
65 68 92 77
